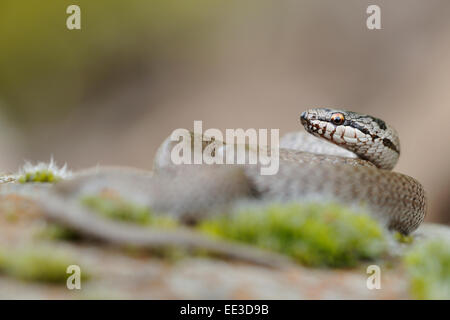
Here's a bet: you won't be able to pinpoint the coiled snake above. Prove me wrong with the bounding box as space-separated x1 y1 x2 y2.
153 107 426 234
287 108 426 234
0 108 427 267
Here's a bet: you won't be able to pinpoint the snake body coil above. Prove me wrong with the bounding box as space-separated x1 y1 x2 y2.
154 108 427 234
295 108 425 233
0 108 426 267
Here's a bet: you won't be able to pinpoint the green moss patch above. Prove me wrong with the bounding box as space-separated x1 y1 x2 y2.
81 192 177 228
16 160 70 183
0 246 89 283
394 231 414 244
404 239 450 299
37 223 81 241
18 169 61 183
198 203 387 268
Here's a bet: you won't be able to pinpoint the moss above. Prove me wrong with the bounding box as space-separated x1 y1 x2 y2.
198 203 387 268
394 231 414 244
18 169 60 183
16 160 71 183
0 246 89 283
404 239 450 299
81 193 177 228
36 223 81 241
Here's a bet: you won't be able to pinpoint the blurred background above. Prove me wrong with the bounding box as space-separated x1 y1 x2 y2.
0 0 449 223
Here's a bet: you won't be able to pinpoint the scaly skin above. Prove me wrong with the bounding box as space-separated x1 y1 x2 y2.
0 108 426 268
154 107 426 233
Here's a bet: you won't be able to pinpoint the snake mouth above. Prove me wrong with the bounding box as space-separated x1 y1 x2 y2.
300 111 317 134
300 111 309 127
300 111 307 122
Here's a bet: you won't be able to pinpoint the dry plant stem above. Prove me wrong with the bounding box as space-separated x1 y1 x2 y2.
0 183 293 268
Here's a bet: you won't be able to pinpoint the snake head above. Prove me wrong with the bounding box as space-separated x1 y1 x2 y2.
300 107 400 170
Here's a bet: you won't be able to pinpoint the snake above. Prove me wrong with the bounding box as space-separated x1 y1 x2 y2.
284 108 426 234
0 107 427 267
152 107 426 234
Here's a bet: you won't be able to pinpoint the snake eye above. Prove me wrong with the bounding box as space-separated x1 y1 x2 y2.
331 113 345 125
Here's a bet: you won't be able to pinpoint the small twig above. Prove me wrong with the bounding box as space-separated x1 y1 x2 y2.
38 194 294 268
0 183 294 268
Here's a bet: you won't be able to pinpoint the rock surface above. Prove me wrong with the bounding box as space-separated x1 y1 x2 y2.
0 187 448 299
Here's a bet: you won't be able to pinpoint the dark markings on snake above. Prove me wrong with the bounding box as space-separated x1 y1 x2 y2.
371 117 387 130
346 121 371 136
383 138 399 154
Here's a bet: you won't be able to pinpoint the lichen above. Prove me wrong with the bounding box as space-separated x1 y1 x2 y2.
16 159 71 183
198 203 387 268
0 246 89 283
404 239 450 299
80 192 177 228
